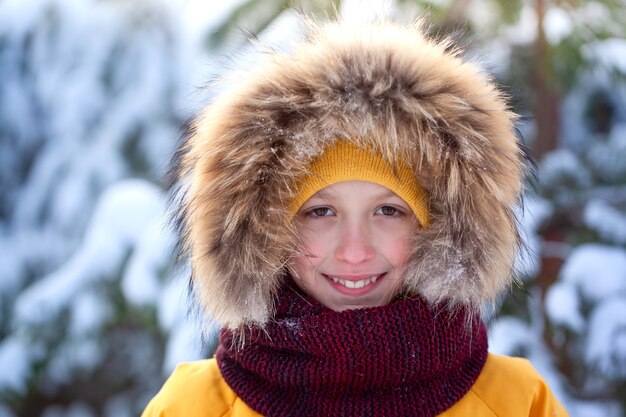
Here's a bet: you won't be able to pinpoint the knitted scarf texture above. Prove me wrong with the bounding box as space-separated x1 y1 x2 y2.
215 280 488 417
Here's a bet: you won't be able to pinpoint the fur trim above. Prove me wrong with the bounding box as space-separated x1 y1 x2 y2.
175 18 524 329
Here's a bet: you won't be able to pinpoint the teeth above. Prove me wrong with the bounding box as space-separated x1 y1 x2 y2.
330 275 380 289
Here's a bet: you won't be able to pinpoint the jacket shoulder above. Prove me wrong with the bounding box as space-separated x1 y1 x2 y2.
141 358 254 417
462 353 569 417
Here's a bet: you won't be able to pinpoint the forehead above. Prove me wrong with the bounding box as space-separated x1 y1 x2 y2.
310 181 400 201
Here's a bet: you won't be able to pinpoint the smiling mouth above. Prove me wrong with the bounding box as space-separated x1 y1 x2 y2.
323 274 385 290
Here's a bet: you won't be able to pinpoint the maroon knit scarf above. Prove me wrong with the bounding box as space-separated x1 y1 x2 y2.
215 280 488 417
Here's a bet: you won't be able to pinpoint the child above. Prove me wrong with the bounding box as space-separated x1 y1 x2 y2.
142 17 569 417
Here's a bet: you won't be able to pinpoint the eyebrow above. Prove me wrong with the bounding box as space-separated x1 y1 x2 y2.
312 189 334 200
372 189 398 200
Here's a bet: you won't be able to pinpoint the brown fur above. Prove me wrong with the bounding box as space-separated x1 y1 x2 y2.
175 18 525 329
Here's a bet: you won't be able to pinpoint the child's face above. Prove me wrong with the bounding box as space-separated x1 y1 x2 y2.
292 181 418 311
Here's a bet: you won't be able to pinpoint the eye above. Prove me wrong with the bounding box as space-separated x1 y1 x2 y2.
305 206 335 217
375 205 402 216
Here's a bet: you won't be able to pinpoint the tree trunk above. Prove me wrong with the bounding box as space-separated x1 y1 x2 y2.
533 0 560 160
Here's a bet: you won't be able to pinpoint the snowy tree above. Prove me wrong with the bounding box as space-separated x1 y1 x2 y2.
492 26 626 417
0 0 212 415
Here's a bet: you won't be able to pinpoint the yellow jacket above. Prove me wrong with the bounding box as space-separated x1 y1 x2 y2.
142 353 569 417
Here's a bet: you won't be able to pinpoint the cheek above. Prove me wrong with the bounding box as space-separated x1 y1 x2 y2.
378 233 414 269
292 229 329 278
295 224 332 260
293 255 315 278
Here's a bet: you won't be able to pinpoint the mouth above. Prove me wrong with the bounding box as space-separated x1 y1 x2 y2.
322 273 386 294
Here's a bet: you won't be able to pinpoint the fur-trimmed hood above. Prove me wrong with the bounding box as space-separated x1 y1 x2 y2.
175 18 525 329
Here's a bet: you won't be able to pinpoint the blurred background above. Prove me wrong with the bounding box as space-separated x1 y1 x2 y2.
1 0 625 416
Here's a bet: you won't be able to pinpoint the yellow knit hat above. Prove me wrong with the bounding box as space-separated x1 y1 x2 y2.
290 140 430 227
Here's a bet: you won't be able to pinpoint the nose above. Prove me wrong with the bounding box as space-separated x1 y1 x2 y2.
334 220 376 264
